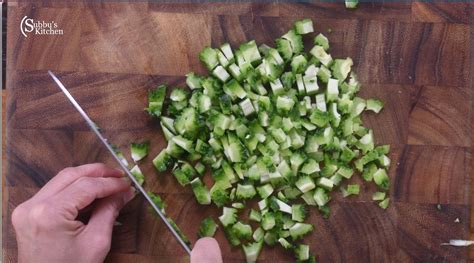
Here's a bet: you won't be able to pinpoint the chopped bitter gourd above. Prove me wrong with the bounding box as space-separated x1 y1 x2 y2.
145 18 391 262
219 207 238 227
190 177 211 205
130 165 145 186
291 204 307 222
243 241 264 263
289 223 313 240
131 142 150 162
198 217 218 237
294 19 314 35
232 221 253 240
345 0 359 9
295 244 310 261
147 85 166 117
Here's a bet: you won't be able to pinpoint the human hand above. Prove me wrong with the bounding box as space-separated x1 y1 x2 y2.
12 163 135 263
191 237 223 263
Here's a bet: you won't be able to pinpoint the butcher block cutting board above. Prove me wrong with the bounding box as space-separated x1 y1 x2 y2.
4 1 473 262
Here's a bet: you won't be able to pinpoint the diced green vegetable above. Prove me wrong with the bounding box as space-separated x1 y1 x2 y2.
379 197 390 209
294 19 314 35
190 177 211 205
314 33 329 51
219 207 238 227
345 0 359 9
291 204 307 222
147 85 166 117
198 217 218 237
366 98 384 113
243 241 264 263
153 150 173 172
130 165 145 186
145 18 391 262
232 221 253 240
289 223 313 240
131 142 150 162
372 191 386 201
295 244 310 261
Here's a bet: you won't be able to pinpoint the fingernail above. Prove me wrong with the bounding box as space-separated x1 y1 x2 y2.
115 168 125 176
121 176 131 183
123 187 136 203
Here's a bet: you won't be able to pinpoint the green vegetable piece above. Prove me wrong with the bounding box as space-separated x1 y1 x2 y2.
276 96 296 113
282 29 304 55
148 192 166 214
224 227 241 247
346 0 359 9
194 162 206 175
130 165 145 186
219 207 238 227
224 79 247 100
295 244 310 261
257 184 274 199
279 237 293 249
289 223 313 240
291 54 308 74
243 241 264 263
210 184 230 207
342 184 360 197
198 217 218 237
212 65 231 82
147 85 167 117
253 227 265 242
153 150 173 172
166 217 191 246
249 209 262 222
310 45 333 66
276 38 293 61
331 58 353 81
232 221 252 240
373 168 390 190
186 72 202 90
366 98 384 113
236 184 257 200
317 65 332 83
313 187 330 207
199 47 219 70
372 191 386 201
131 142 150 162
174 107 201 140
314 33 329 51
262 212 276 230
240 40 262 65
295 176 316 193
291 204 307 222
190 177 211 205
294 18 314 35
379 197 390 209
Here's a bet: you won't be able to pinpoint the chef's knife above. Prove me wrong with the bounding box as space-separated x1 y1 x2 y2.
48 71 192 255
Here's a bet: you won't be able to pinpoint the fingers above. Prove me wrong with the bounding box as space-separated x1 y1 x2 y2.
54 176 131 220
81 189 135 249
191 237 223 263
36 163 124 200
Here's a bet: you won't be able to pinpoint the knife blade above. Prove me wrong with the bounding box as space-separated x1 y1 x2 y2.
48 70 192 255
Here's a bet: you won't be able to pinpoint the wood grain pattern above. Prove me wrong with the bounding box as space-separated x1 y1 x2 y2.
4 1 473 262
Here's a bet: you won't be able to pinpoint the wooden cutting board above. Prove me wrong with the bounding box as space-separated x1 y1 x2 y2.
4 1 473 262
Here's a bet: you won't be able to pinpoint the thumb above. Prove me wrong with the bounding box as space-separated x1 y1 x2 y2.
191 237 223 263
83 187 135 239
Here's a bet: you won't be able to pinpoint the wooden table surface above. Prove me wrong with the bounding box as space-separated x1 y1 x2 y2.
3 1 474 262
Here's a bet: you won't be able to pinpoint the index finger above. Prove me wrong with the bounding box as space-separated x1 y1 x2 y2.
53 176 131 220
35 163 124 200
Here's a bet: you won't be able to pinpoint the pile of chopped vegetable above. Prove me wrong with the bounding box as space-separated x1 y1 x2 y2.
141 18 390 262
